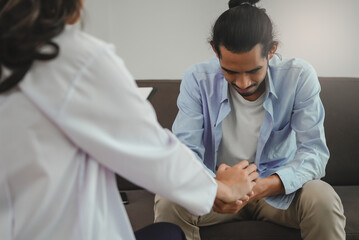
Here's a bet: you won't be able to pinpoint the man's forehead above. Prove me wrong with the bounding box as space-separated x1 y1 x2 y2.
219 45 266 72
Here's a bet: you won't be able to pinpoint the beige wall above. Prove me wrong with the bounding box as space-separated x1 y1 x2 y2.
83 0 359 79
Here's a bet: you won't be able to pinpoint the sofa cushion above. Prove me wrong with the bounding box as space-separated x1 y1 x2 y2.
334 185 359 239
200 221 301 240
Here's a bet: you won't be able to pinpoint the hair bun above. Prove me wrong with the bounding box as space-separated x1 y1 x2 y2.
228 0 260 8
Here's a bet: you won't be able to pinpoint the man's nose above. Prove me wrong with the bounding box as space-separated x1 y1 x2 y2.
233 74 251 89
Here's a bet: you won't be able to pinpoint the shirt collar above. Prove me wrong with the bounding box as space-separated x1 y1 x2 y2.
266 62 278 99
220 76 229 103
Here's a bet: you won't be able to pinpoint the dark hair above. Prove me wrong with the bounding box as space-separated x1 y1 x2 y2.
210 0 277 58
0 0 83 93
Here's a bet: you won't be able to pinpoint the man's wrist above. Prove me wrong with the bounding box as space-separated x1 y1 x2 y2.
266 174 285 196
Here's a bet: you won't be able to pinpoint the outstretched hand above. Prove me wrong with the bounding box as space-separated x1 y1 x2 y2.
215 161 258 206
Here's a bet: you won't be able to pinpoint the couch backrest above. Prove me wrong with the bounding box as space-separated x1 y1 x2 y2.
117 78 359 190
319 77 359 185
137 80 181 130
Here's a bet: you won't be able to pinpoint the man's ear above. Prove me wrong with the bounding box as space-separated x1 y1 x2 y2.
268 42 278 60
210 42 220 59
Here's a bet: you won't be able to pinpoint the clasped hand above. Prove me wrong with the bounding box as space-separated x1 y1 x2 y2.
215 160 258 213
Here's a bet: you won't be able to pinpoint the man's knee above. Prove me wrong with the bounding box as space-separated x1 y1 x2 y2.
154 195 198 225
299 180 344 218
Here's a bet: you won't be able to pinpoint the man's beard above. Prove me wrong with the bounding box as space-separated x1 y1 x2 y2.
231 78 265 97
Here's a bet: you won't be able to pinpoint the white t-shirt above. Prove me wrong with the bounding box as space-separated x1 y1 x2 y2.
0 26 217 240
218 84 265 166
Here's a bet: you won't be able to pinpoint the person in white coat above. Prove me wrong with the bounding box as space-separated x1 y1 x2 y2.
0 1 258 239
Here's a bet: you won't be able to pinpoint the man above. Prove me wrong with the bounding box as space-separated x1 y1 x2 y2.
154 1 346 240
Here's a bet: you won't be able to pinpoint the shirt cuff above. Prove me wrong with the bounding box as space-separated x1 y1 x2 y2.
275 167 300 195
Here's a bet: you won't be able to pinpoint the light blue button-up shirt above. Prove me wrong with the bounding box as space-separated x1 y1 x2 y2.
173 55 329 209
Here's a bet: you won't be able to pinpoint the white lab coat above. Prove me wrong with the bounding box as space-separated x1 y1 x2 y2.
0 26 217 240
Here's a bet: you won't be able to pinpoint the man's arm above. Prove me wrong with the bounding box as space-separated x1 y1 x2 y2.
275 64 329 195
250 174 285 200
172 70 213 173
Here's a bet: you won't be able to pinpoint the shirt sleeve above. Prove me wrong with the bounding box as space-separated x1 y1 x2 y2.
276 64 329 195
172 70 215 176
23 45 217 216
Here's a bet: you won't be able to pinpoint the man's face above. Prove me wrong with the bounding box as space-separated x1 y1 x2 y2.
215 44 274 101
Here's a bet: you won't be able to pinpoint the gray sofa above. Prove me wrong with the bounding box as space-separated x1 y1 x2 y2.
117 78 359 240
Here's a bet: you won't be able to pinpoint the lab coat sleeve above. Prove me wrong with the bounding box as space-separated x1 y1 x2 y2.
0 176 12 240
22 45 217 216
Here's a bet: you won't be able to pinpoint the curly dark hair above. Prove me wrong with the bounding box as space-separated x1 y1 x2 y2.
0 0 83 93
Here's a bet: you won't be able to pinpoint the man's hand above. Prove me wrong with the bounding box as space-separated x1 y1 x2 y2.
212 193 252 214
214 174 285 214
215 161 258 205
249 174 285 201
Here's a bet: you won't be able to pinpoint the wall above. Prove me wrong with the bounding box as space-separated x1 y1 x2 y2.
83 0 359 79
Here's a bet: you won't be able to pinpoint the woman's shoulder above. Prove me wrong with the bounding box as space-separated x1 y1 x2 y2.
54 26 115 63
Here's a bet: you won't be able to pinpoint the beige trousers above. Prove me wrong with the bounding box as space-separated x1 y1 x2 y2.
154 180 346 240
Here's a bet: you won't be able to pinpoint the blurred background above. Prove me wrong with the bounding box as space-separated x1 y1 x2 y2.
82 0 359 79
